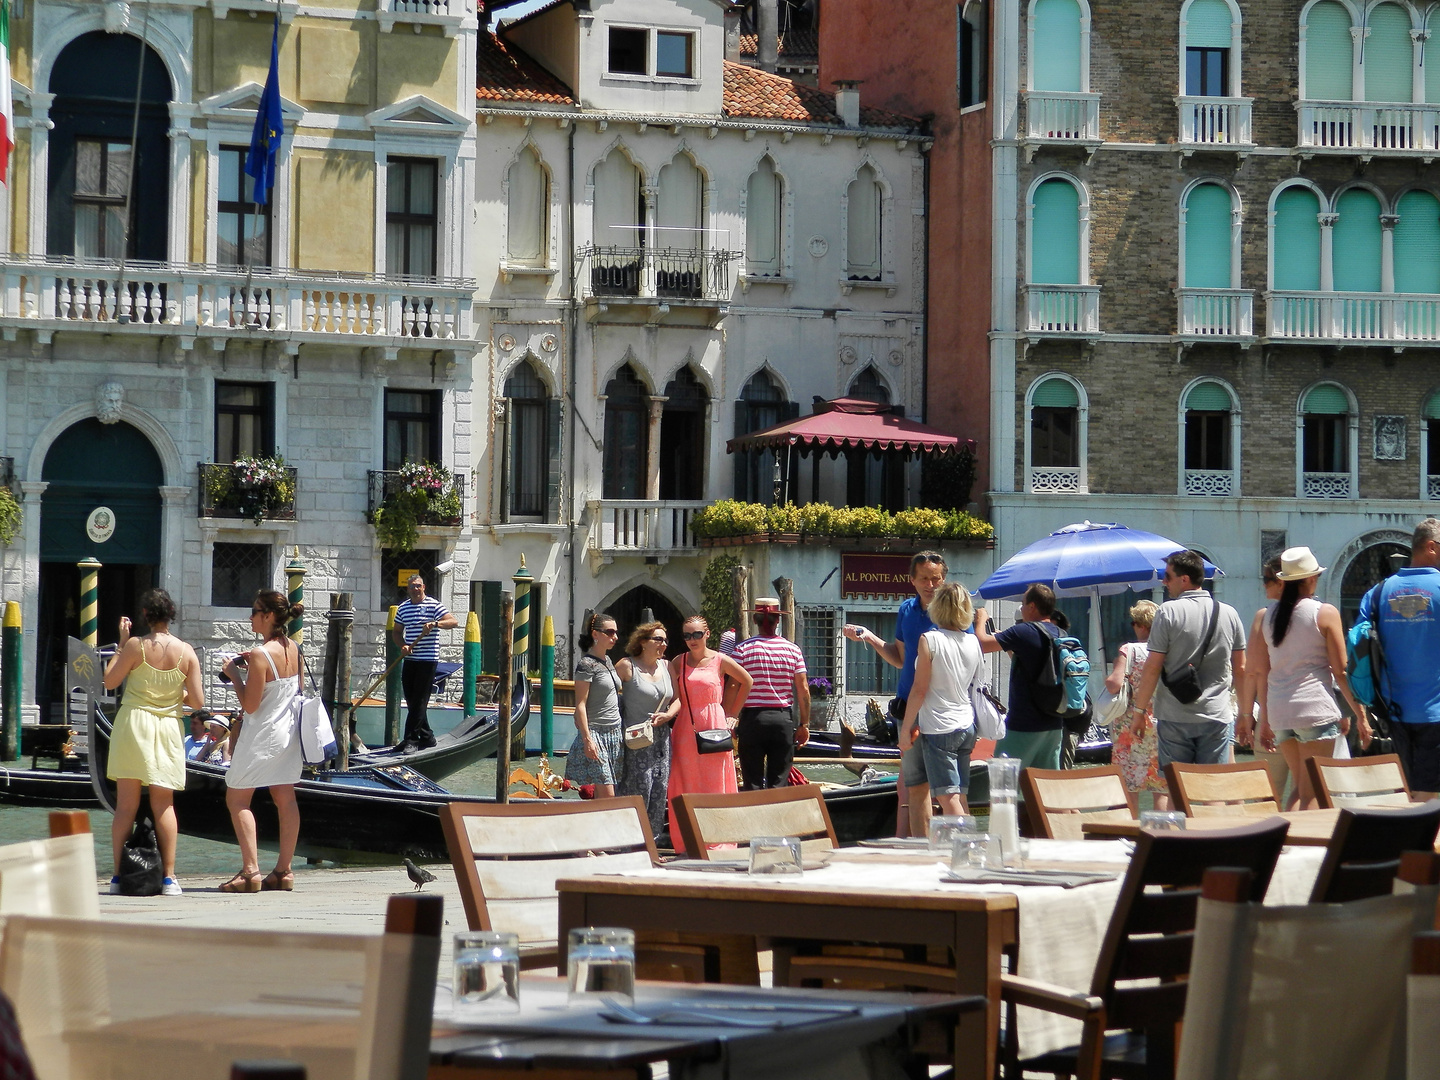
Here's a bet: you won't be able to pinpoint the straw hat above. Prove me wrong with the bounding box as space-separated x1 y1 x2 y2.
1275 546 1326 581
753 596 782 612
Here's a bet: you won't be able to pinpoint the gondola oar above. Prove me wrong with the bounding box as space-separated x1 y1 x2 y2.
350 622 436 710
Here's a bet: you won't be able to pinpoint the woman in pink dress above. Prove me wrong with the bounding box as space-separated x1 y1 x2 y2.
665 615 753 852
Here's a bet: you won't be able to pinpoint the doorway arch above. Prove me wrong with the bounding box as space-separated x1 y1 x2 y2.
1332 529 1412 628
603 585 688 662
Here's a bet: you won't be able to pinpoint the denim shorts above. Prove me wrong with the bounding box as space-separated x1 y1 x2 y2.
1156 720 1231 767
1276 719 1342 744
906 727 978 796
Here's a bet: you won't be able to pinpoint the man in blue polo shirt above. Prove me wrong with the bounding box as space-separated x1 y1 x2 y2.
392 574 458 752
1361 517 1440 791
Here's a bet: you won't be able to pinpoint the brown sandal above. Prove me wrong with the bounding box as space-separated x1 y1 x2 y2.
261 869 294 892
219 871 261 893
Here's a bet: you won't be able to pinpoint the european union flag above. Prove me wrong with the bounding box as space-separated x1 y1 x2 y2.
245 16 283 206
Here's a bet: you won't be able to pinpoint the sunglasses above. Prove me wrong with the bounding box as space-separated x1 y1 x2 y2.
250 608 263 615
682 630 707 641
595 627 618 637
648 636 668 644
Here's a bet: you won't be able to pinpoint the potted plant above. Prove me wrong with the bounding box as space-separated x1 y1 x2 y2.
205 456 295 525
0 484 21 545
374 461 461 552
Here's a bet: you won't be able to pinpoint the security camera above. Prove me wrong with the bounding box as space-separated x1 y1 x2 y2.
436 560 456 575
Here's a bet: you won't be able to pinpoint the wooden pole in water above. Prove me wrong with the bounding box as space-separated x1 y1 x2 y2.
77 558 101 645
323 593 354 770
384 605 402 746
494 591 514 803
732 563 750 639
777 578 796 643
2 601 20 762
512 554 532 679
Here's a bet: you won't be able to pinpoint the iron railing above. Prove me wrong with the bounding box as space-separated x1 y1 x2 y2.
580 246 737 302
367 469 466 526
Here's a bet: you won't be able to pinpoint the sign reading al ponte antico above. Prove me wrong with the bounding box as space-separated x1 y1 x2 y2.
840 553 917 599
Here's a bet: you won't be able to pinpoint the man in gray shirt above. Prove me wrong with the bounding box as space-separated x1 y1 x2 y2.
1131 550 1247 767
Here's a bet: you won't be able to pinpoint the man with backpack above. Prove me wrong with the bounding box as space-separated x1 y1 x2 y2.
1358 517 1440 791
974 583 1078 771
1131 550 1247 767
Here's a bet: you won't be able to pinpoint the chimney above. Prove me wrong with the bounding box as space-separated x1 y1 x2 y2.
724 4 741 63
834 80 860 128
758 0 779 73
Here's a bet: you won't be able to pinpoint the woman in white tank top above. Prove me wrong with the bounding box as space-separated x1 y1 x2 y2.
1250 547 1369 809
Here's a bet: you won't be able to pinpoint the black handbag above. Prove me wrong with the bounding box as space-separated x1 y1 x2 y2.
681 656 735 754
116 812 164 896
1160 594 1221 706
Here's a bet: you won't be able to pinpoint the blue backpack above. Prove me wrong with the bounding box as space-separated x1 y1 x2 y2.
1346 583 1392 719
1033 629 1092 719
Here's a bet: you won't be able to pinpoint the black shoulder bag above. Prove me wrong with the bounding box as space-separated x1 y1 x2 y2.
683 657 734 755
1160 594 1220 706
116 803 164 896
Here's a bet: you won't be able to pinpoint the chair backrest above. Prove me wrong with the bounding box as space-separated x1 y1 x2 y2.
1165 761 1282 818
1309 800 1440 903
1020 766 1136 840
439 797 658 941
672 785 838 859
1307 754 1412 809
1410 931 1440 1080
1177 858 1440 1080
1090 817 1289 1041
0 893 441 1080
0 811 99 920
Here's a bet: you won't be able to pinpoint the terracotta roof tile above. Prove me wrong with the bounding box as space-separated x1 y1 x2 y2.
738 29 819 62
722 61 919 130
476 32 575 105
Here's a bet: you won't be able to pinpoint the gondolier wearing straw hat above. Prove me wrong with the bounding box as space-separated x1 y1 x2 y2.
732 598 810 790
392 574 458 753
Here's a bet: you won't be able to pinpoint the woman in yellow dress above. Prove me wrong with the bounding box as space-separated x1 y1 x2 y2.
103 588 204 895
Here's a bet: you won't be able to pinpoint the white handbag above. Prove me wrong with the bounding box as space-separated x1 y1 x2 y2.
293 652 337 765
1095 647 1132 729
969 661 1007 742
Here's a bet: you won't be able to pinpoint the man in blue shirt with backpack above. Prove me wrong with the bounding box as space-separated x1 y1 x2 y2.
974 583 1068 771
1359 517 1440 791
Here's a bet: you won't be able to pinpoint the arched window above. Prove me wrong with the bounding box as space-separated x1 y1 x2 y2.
1424 389 1440 499
592 148 643 295
602 365 649 500
1183 182 1235 288
845 164 883 281
1299 383 1355 498
1181 380 1237 496
1364 2 1413 103
1026 375 1086 493
1333 188 1383 293
659 366 708 501
1395 190 1440 294
1303 1 1355 101
849 365 891 405
1272 185 1322 291
846 367 900 509
1183 0 1234 96
746 157 782 276
1031 0 1083 92
501 359 557 521
506 146 548 267
657 153 704 297
1030 177 1081 284
733 370 796 504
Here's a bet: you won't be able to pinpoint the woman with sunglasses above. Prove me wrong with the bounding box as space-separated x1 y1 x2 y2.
617 621 676 838
565 612 626 797
665 616 753 853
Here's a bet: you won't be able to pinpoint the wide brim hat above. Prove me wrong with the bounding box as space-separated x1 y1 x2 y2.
752 596 782 612
1275 546 1326 581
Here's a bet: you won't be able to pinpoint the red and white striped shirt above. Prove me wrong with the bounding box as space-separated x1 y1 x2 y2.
733 635 807 708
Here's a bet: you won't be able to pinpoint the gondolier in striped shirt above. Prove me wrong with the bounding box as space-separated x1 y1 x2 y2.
392 574 458 752
732 597 810 790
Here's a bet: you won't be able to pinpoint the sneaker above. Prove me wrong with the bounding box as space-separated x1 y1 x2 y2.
109 876 121 895
161 877 183 896
416 734 437 750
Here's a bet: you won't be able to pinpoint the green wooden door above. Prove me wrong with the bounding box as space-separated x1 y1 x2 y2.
1031 178 1081 285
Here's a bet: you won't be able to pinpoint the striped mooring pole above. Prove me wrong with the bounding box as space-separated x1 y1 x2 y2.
512 555 532 680
77 558 101 646
2 600 21 762
462 611 481 717
384 605 402 746
286 548 306 648
540 615 555 757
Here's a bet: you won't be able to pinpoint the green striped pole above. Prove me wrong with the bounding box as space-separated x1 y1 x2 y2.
2 601 21 762
384 605 402 746
540 615 555 757
463 611 481 717
286 548 306 648
512 554 532 679
77 558 101 646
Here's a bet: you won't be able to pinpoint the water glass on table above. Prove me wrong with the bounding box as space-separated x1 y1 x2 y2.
950 832 991 872
1139 810 1186 831
453 931 521 1018
749 835 804 875
568 927 636 1005
928 814 978 853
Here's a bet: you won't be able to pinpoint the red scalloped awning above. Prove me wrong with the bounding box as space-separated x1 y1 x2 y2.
726 398 973 455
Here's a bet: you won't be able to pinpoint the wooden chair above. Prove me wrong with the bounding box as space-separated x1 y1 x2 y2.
1020 766 1137 840
672 784 838 859
1309 800 1440 903
1 893 441 1080
439 796 712 980
0 809 99 920
1001 816 1290 1080
1410 931 1440 1080
1165 760 1282 818
1306 753 1413 809
1176 856 1440 1080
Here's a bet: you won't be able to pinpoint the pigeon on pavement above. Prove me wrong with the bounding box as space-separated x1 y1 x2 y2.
403 858 437 891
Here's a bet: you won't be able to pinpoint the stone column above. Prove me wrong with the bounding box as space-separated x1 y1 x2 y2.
644 395 667 501
1380 214 1399 294
1318 213 1338 293
158 485 192 602
18 482 47 723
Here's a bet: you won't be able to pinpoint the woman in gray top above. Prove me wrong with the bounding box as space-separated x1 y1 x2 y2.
617 621 676 838
564 612 625 796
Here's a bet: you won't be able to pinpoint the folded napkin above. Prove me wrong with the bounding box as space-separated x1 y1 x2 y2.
941 867 1118 889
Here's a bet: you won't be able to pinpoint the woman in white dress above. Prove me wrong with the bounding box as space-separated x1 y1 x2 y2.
219 589 304 892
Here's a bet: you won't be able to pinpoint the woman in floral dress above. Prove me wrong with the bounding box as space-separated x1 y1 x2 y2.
1105 599 1169 808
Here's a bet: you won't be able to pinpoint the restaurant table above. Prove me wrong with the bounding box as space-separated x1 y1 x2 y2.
428 976 983 1080
555 839 1326 1080
1082 808 1343 845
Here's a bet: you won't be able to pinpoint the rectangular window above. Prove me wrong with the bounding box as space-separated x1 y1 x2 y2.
1303 415 1347 472
845 611 899 696
608 27 648 75
386 158 438 277
471 580 502 675
1430 420 1440 475
1186 47 1229 96
1031 406 1078 468
959 2 988 108
656 31 694 78
380 549 438 612
510 397 547 517
384 389 440 470
1185 411 1230 470
215 381 274 462
212 543 272 608
799 606 839 689
217 146 272 268
73 138 131 260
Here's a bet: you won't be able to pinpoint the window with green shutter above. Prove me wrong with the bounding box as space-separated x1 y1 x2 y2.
1305 1 1355 101
1303 384 1350 414
1185 382 1232 411
1425 390 1440 420
1273 186 1322 291
1184 183 1233 288
1363 3 1414 103
1185 0 1233 48
1030 178 1081 285
1427 35 1440 102
1302 385 1349 473
1395 190 1440 294
1333 188 1382 293
1184 381 1232 470
1032 377 1080 408
1032 0 1082 93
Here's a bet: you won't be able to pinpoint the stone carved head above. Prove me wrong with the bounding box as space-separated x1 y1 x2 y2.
96 381 124 424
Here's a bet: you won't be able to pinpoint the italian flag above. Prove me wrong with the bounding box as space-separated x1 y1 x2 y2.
0 0 12 185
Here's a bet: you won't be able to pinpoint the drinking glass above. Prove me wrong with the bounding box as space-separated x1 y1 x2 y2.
950 833 991 872
749 836 804 875
453 931 521 1018
987 757 1023 867
1140 810 1187 831
567 927 636 1005
928 814 978 853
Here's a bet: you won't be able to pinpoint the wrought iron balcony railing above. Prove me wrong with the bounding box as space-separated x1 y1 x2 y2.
198 462 297 522
579 246 738 303
367 469 466 526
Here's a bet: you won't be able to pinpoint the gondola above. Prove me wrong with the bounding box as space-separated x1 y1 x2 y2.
0 765 103 808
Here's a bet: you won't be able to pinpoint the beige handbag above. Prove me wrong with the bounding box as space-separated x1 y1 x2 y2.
624 719 655 750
